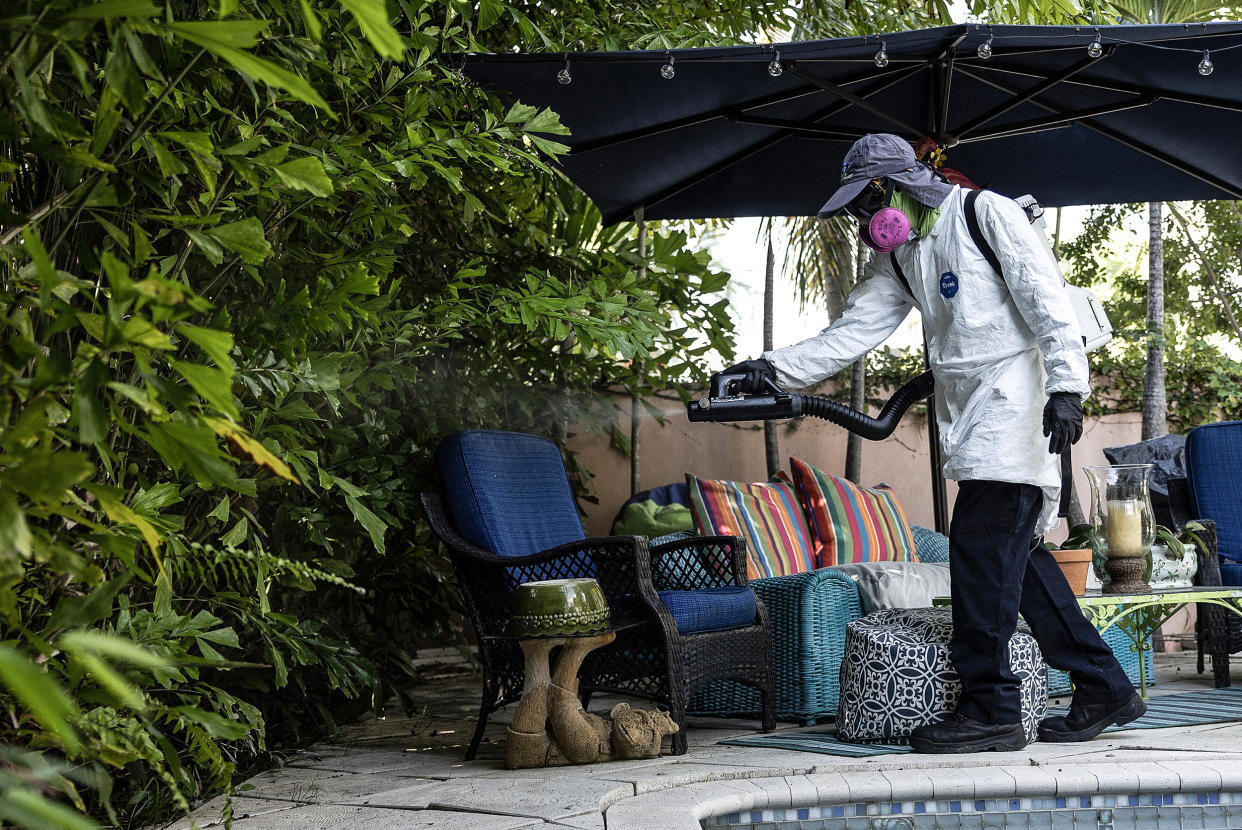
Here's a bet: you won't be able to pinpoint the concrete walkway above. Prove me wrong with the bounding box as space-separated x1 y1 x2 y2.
162 652 1242 830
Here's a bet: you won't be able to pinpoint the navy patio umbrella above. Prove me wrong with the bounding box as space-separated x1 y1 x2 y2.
461 22 1242 224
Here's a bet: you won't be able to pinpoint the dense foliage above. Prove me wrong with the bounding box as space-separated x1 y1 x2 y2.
0 0 750 825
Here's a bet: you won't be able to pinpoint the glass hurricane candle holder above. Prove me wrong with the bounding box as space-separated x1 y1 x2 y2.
1084 464 1155 594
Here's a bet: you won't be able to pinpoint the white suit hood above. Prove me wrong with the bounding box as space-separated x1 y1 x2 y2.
762 187 1089 535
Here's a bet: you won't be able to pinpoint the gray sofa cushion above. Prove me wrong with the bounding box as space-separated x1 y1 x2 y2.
828 561 952 614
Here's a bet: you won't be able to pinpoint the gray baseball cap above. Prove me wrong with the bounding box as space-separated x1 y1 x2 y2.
819 133 953 216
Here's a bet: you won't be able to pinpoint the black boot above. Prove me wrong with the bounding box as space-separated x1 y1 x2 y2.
1037 692 1146 743
908 712 1028 754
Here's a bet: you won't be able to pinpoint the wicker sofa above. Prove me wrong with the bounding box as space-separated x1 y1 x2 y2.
623 484 1152 726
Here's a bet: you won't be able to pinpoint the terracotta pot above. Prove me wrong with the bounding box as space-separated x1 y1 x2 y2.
1052 548 1093 596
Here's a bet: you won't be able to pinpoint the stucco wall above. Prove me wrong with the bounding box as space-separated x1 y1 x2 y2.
569 392 1143 545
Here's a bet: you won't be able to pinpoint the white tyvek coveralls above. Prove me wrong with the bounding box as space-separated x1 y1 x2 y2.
762 187 1089 534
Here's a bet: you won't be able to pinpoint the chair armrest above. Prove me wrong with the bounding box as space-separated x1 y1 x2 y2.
421 492 662 632
1189 518 1222 588
649 534 748 590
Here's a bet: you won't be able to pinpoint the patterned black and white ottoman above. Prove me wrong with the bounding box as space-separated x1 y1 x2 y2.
836 608 1047 743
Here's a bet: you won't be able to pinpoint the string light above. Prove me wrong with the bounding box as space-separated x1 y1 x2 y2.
977 33 994 59
660 52 676 79
874 41 889 68
557 57 572 85
1199 49 1214 75
768 50 783 77
1087 31 1103 58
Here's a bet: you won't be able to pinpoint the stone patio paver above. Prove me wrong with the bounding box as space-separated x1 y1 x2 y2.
162 651 1242 830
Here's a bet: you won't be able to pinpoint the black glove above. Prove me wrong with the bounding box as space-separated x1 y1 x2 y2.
711 358 778 396
1042 391 1083 455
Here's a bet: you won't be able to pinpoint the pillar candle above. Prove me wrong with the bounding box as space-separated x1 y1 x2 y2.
1106 499 1145 557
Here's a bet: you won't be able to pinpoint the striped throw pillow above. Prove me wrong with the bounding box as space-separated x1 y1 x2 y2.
789 456 918 567
685 472 817 580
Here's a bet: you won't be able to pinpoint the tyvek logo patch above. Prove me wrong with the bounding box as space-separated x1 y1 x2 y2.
940 271 959 298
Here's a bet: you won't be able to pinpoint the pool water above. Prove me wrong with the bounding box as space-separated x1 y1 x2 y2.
704 791 1242 830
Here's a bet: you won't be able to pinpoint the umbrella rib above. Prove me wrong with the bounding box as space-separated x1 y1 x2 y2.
612 66 922 221
567 65 909 156
956 97 1156 144
952 49 1110 140
954 66 1242 200
726 115 865 140
966 60 1242 115
933 35 968 144
786 62 925 137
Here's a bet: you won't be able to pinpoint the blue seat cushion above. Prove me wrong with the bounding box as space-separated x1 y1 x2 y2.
657 586 756 634
1221 562 1242 587
1187 421 1242 563
435 430 586 559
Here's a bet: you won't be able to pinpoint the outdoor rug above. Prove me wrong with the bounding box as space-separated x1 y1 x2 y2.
717 687 1242 757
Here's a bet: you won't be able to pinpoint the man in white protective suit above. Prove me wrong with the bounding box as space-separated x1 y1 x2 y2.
714 133 1144 753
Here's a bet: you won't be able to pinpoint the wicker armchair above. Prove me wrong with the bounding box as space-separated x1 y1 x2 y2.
1170 420 1242 685
422 430 774 759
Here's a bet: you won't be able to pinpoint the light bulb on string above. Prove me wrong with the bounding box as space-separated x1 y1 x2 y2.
977 34 993 59
660 53 676 79
874 41 889 68
1087 32 1103 58
1199 49 1214 76
557 58 572 85
768 50 783 77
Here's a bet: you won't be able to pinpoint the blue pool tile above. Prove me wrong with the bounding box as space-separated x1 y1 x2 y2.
728 814 739 823
1128 795 1140 807
1009 799 1021 811
892 803 903 814
750 811 763 822
950 802 962 813
799 809 811 820
857 803 868 816
1055 798 1066 809
976 800 986 811
1199 794 1210 805
1210 794 1220 805
915 803 926 814
831 806 844 818
1079 797 1091 808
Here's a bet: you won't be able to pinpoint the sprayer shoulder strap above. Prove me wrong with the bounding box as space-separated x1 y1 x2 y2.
964 189 1005 278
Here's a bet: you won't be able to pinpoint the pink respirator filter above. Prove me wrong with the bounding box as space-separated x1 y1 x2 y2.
864 207 911 252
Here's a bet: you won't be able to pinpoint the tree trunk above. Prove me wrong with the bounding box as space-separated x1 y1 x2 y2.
631 208 646 496
845 235 868 483
1143 201 1168 441
763 237 780 478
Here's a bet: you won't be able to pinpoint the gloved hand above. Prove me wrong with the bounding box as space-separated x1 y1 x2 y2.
1043 391 1083 455
711 358 778 396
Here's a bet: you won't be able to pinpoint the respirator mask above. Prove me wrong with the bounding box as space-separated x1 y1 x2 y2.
847 178 912 253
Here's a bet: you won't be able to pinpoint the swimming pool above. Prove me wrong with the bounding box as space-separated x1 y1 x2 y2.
704 790 1242 830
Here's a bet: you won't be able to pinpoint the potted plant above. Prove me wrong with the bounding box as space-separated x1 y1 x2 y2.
1047 524 1102 595
1147 521 1206 590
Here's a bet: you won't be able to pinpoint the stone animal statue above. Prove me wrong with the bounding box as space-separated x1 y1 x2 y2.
504 633 680 769
608 702 679 760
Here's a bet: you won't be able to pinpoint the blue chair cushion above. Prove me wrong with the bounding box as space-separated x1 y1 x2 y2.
1186 421 1242 563
435 430 586 559
1221 562 1242 587
657 586 756 634
911 524 950 563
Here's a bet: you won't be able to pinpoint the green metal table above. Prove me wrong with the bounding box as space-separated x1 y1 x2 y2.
934 587 1242 697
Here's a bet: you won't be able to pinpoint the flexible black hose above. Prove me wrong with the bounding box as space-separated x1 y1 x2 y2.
797 370 934 440
688 371 935 441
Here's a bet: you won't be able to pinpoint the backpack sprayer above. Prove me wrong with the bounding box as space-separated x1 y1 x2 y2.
688 370 936 440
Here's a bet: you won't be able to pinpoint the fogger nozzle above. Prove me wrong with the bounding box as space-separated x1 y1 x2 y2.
688 371 934 441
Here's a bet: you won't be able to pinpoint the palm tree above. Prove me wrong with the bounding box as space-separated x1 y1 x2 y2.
1101 0 1225 440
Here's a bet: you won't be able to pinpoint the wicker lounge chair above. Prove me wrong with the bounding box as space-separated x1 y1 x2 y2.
421 429 775 759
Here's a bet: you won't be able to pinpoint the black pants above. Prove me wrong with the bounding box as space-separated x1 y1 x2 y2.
948 480 1134 725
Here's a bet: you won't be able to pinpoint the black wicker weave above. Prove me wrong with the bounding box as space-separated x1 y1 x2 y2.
420 492 775 759
1168 477 1241 687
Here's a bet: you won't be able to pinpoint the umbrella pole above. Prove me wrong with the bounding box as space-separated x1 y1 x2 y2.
631 206 645 497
